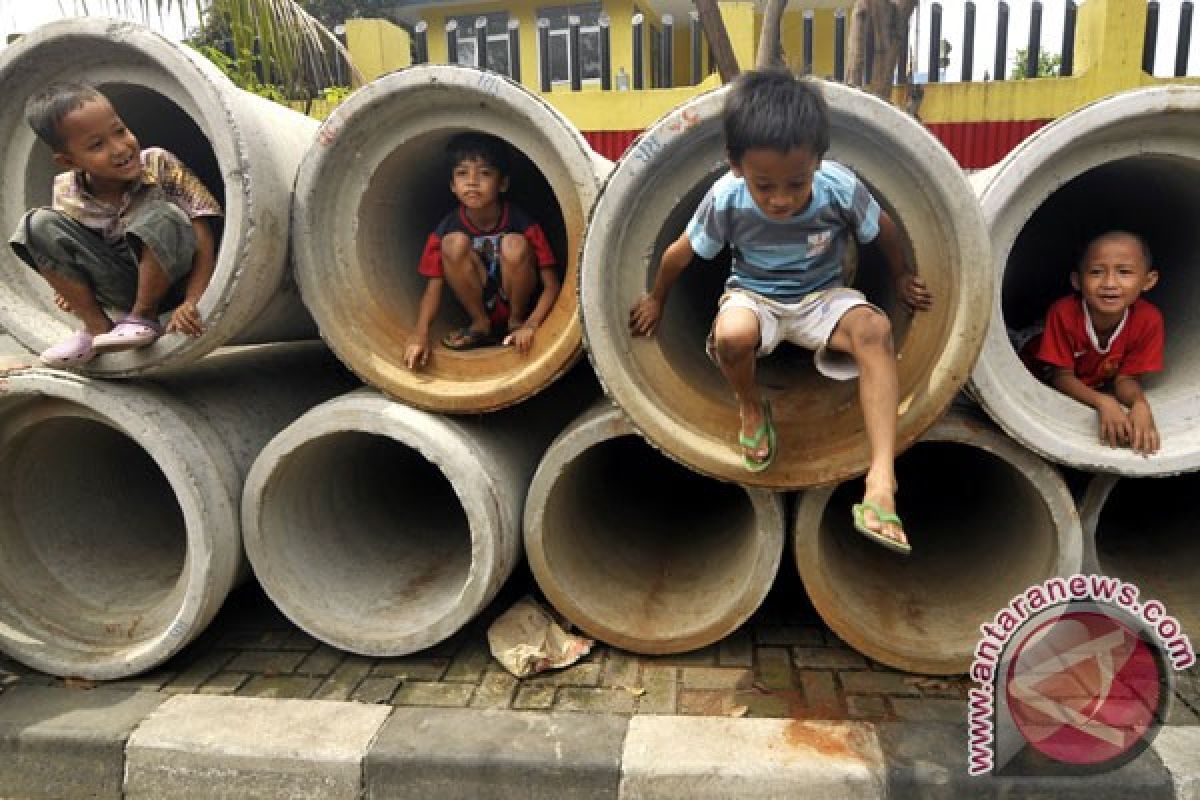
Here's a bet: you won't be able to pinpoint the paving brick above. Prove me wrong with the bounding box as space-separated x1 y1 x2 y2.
641 646 718 668
791 646 869 670
196 672 249 695
679 690 738 716
443 641 492 683
755 625 824 647
162 650 236 694
238 675 322 699
283 631 321 651
637 666 677 714
1167 697 1200 724
313 657 374 701
755 647 796 690
224 649 307 675
393 681 474 707
371 657 450 682
512 685 557 710
846 695 888 720
526 660 602 688
556 687 636 714
352 677 402 704
890 696 966 723
600 650 642 689
718 630 754 667
799 670 842 716
840 670 922 696
217 630 296 650
295 646 344 677
680 667 754 691
469 672 518 709
738 687 795 718
102 669 176 692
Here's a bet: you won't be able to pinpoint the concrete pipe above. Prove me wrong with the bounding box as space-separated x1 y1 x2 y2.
241 368 598 656
293 64 611 413
793 411 1082 675
1080 474 1200 643
525 402 785 654
0 344 354 679
969 86 1200 475
0 18 317 376
579 81 991 488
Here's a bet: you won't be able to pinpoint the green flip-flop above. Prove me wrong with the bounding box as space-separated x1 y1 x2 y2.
739 399 776 472
851 501 912 556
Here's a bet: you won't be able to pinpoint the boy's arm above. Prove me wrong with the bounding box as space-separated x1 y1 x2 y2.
405 277 444 369
504 265 561 354
875 211 931 312
630 232 695 336
165 217 216 336
1051 368 1131 448
1114 374 1159 455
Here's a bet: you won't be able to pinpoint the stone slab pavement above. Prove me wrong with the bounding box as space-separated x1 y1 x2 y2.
0 567 1197 798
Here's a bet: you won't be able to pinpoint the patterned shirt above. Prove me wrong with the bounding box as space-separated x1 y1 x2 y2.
52 146 223 244
686 161 880 302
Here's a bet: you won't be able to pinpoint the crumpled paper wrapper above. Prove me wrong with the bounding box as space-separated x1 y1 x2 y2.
487 596 594 678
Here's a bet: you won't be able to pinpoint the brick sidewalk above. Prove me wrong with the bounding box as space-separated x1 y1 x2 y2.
2 565 1197 727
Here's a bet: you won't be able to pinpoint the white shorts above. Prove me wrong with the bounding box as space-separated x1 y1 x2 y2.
709 287 881 381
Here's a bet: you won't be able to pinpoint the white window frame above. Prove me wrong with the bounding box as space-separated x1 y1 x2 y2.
539 4 602 87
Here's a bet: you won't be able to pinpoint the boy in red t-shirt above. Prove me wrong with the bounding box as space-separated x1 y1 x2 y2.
1023 231 1163 455
404 133 559 369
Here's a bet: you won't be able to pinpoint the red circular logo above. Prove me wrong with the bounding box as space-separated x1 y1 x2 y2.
1005 610 1163 766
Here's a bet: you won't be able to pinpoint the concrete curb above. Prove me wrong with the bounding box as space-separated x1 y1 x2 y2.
0 688 1196 799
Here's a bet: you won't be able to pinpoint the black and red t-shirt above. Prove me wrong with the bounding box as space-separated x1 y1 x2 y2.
417 202 556 280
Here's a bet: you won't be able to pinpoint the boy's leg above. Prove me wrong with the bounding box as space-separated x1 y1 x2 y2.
498 233 536 327
124 197 197 321
713 306 770 463
826 306 906 548
37 268 112 335
440 232 492 337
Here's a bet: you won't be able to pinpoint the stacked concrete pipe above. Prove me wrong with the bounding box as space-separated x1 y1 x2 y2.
1080 474 1199 645
292 64 612 413
0 18 316 375
969 86 1200 475
579 80 991 488
240 367 598 656
0 344 355 679
524 402 784 654
792 410 1082 675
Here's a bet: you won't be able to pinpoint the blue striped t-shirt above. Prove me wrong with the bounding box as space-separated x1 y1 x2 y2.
685 161 881 302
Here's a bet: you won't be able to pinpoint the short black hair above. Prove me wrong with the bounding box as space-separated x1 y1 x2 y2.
723 68 830 164
446 132 511 177
25 81 106 152
1079 230 1154 272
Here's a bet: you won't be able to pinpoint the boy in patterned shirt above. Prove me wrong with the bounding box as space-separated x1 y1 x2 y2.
629 69 931 555
9 81 222 366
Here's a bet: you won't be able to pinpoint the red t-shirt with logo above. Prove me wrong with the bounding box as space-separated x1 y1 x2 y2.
1031 295 1164 388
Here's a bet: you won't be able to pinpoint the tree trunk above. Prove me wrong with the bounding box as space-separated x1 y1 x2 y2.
846 0 917 99
693 0 741 82
756 0 788 69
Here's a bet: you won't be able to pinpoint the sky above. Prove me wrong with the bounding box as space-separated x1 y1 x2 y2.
0 0 189 47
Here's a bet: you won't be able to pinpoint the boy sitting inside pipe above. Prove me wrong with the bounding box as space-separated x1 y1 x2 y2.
8 81 221 366
629 69 930 555
1021 231 1162 456
404 133 560 368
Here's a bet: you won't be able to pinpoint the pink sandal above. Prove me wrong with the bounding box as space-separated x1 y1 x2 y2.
39 331 96 367
91 315 163 353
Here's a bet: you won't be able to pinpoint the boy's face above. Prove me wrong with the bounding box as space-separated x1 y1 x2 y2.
450 156 509 212
1070 235 1158 319
53 97 141 190
730 147 819 221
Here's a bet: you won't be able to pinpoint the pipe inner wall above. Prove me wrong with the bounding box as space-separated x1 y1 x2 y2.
970 86 1200 475
293 65 609 412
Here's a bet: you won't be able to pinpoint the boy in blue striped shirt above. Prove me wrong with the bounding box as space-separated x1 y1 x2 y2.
629 69 931 555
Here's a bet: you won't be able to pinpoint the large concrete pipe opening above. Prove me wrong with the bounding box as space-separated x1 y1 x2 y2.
524 404 784 654
580 81 990 488
1081 474 1200 641
293 65 611 413
0 19 316 376
793 413 1081 674
971 86 1200 475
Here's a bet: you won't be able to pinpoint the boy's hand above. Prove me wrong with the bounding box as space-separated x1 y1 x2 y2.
896 273 933 311
1127 400 1160 456
504 325 536 354
630 293 663 336
1096 396 1131 448
54 292 73 313
165 300 205 337
405 335 430 370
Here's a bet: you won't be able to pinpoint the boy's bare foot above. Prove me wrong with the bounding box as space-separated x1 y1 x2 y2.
739 400 770 463
853 482 910 554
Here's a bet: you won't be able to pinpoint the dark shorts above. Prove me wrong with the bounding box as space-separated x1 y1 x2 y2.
9 192 196 312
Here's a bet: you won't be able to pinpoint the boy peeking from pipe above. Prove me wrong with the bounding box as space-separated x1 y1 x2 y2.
628 69 931 556
404 133 560 369
1020 231 1163 455
9 81 221 367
